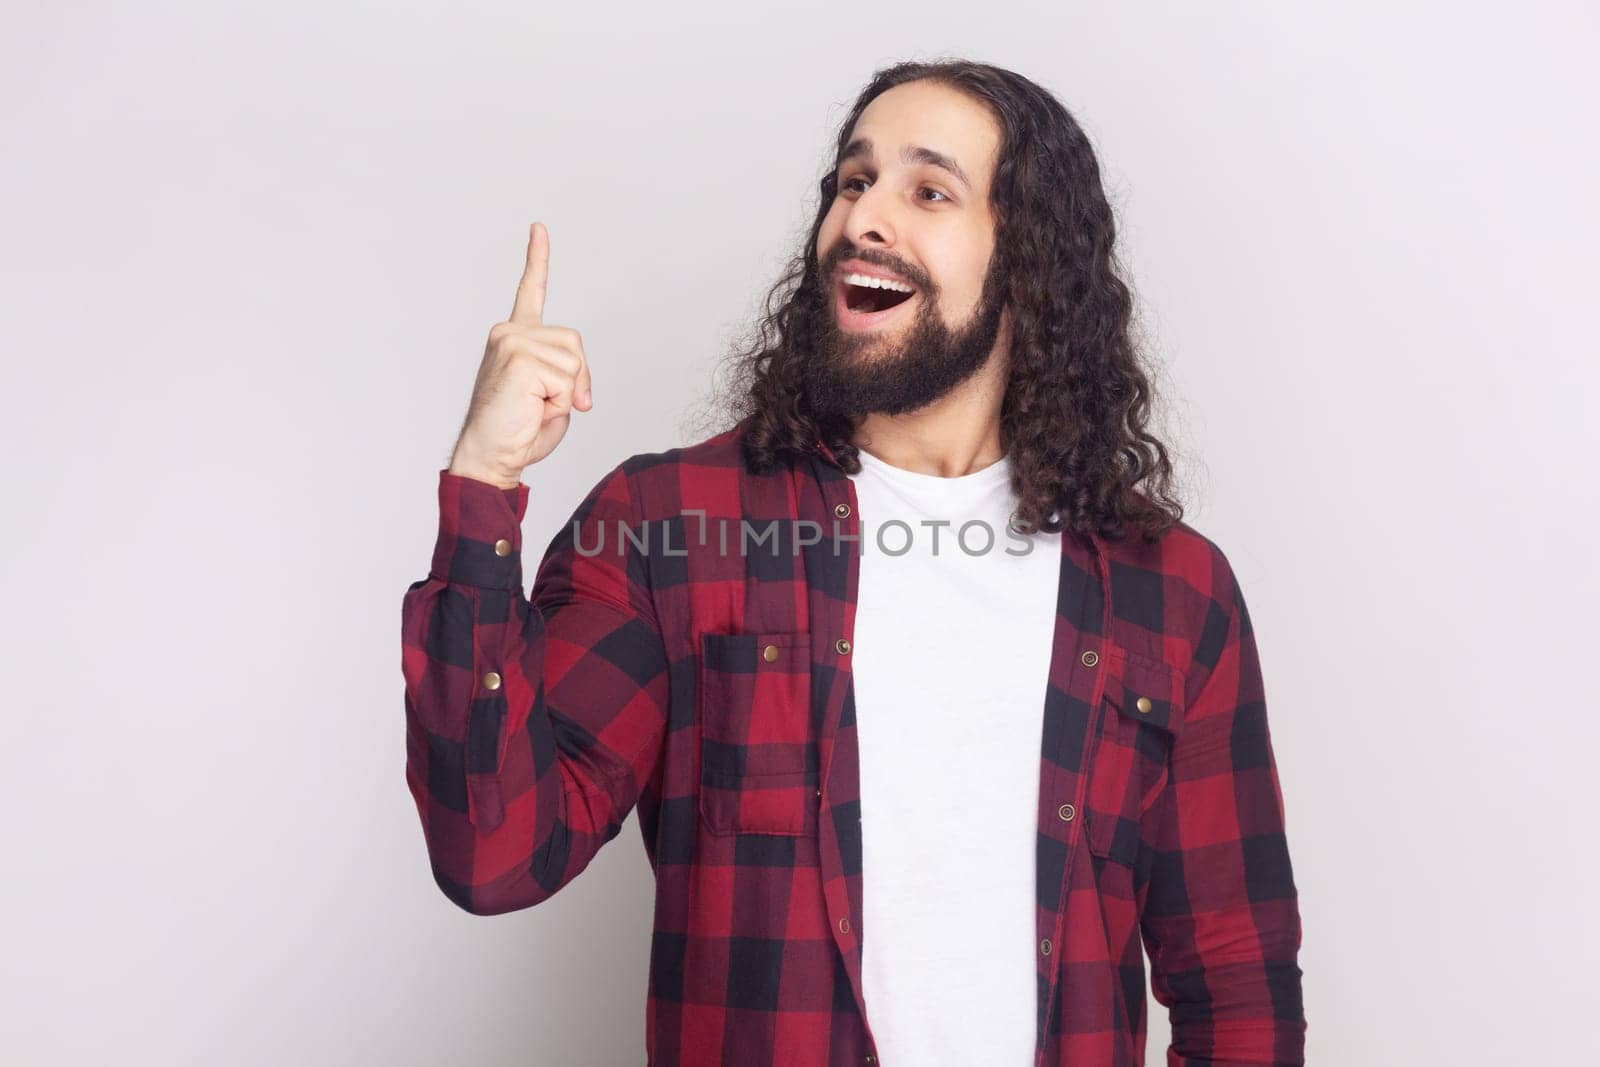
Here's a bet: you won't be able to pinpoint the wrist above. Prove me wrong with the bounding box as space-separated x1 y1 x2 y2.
447 451 522 490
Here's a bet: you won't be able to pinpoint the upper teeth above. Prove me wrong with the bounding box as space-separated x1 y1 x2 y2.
843 272 914 293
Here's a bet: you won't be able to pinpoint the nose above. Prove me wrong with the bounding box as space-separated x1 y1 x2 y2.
843 181 896 249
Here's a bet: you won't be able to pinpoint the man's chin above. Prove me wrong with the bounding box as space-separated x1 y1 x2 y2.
807 368 880 419
822 329 908 364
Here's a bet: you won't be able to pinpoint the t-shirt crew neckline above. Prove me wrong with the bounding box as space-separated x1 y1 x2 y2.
852 445 1012 492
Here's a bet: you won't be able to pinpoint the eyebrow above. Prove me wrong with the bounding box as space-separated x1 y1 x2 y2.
837 137 972 192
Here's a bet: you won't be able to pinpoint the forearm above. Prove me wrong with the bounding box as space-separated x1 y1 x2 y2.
401 467 667 915
1142 561 1306 1065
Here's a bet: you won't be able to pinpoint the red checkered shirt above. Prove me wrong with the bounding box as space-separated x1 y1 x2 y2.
400 425 1306 1066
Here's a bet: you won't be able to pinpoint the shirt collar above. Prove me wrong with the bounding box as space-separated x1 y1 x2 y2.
812 425 843 468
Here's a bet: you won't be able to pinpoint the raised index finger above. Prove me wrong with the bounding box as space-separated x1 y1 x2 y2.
510 221 548 327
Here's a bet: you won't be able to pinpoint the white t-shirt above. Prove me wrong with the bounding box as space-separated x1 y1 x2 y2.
846 446 1063 1065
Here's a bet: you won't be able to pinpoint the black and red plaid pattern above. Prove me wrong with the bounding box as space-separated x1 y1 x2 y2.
401 425 1305 1066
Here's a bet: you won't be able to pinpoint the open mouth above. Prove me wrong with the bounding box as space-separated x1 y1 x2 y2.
843 280 915 314
836 270 918 329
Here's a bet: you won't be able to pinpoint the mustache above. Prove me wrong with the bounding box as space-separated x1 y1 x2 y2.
822 243 927 290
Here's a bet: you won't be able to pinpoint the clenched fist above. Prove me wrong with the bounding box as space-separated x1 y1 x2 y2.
447 222 594 488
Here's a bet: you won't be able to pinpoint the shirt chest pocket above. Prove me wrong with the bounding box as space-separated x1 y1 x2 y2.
697 630 820 837
1085 649 1186 867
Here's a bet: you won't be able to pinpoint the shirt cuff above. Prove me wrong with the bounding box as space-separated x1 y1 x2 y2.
428 468 530 589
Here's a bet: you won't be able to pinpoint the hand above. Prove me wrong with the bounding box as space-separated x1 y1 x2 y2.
448 222 594 486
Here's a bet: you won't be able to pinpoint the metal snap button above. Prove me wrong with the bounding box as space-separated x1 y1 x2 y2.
839 916 850 934
481 671 502 690
494 538 512 557
762 644 779 663
836 638 851 655
1080 650 1099 667
1040 938 1052 956
1136 696 1152 714
834 502 851 518
1057 803 1075 822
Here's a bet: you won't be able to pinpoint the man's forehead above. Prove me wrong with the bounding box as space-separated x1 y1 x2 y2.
841 88 997 189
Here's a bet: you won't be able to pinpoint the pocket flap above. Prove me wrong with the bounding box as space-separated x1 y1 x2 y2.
701 630 811 674
1104 648 1185 737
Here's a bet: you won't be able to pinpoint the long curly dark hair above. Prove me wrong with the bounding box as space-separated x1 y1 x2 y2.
713 57 1184 544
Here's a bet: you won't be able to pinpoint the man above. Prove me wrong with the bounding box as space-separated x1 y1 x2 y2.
401 58 1306 1067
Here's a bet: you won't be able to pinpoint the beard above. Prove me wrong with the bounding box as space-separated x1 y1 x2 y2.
802 249 1007 419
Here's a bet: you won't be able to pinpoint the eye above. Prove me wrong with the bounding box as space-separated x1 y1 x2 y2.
839 175 951 203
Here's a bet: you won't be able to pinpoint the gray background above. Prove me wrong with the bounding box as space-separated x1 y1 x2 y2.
3 2 1596 1064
